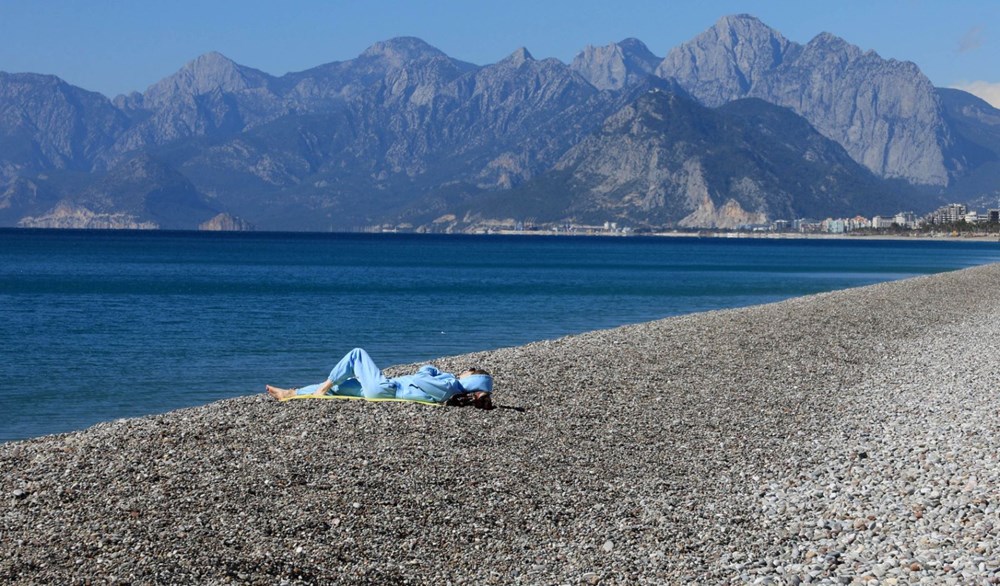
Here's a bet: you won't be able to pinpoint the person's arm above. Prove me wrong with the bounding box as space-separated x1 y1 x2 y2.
411 370 463 402
445 391 494 409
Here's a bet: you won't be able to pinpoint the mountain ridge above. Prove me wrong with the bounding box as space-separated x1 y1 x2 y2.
2 14 999 231
656 14 961 186
445 90 917 231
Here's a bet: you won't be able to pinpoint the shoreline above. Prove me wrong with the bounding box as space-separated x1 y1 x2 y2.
3 264 1000 583
6 225 1000 244
488 228 1000 243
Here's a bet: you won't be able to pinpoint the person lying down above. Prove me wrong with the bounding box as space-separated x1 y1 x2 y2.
266 347 494 409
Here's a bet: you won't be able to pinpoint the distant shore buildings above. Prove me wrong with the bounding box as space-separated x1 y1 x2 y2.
366 202 1000 236
768 203 1000 235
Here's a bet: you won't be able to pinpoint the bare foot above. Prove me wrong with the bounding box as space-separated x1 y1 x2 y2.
266 385 297 400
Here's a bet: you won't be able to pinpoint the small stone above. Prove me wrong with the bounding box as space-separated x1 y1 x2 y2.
602 540 614 553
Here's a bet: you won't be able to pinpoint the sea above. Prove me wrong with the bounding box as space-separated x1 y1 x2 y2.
2 228 999 443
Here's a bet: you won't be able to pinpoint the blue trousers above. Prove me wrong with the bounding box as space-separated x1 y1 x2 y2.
295 348 397 398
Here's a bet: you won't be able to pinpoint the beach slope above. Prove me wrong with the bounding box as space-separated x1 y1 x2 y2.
2 264 999 584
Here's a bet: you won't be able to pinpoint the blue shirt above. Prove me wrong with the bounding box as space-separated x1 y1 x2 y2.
392 365 465 403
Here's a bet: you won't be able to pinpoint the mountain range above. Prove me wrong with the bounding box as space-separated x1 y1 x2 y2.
2 14 999 232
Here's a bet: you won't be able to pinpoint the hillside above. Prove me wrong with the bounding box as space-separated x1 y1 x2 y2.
2 16 999 230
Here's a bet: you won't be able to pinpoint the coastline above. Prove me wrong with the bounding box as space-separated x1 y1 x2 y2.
488 228 1000 243
3 264 1000 583
8 225 1000 244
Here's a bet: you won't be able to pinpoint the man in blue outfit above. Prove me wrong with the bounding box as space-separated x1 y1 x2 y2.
266 348 494 409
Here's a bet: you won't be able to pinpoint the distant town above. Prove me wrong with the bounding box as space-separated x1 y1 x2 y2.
763 203 1000 236
465 203 1000 237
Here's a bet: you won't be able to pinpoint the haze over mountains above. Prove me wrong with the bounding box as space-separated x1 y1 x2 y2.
2 14 999 231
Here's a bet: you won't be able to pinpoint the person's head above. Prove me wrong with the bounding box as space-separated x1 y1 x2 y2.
458 368 493 409
458 368 492 391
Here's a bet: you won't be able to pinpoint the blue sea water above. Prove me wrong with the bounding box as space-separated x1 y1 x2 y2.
2 229 999 442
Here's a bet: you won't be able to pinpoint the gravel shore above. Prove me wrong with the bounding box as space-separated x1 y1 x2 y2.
3 264 999 585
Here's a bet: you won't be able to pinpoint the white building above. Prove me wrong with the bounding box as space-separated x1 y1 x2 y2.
893 211 918 229
872 215 895 229
927 203 968 224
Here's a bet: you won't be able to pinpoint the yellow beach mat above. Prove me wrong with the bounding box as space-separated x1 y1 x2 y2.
280 394 443 407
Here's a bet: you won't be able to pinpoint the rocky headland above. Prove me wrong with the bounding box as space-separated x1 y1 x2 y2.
2 264 1000 584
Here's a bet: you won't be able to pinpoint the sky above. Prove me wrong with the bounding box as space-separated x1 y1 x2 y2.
1 0 998 106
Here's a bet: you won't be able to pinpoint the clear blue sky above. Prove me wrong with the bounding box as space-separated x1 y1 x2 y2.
1 0 997 105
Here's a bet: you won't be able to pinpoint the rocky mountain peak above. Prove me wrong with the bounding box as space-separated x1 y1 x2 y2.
571 38 661 90
190 51 238 69
702 13 791 55
713 13 770 33
0 71 128 177
802 32 863 62
656 16 960 186
141 51 272 107
618 38 656 58
502 47 535 67
0 71 61 89
360 37 448 64
656 14 792 106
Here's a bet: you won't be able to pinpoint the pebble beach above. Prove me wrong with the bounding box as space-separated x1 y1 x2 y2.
2 264 999 585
